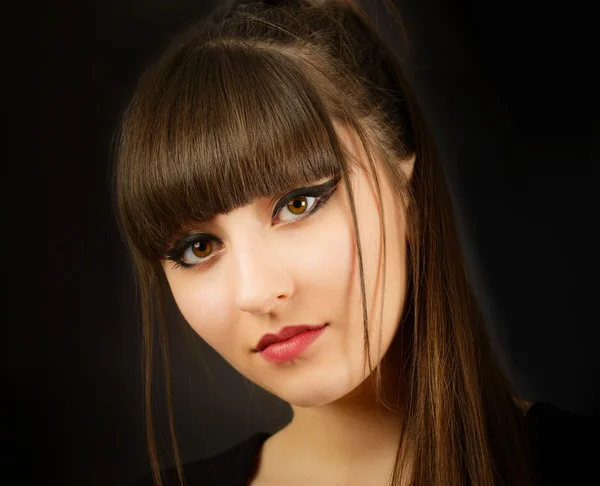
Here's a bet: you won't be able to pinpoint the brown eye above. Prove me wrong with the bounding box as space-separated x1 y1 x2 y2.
286 196 308 215
191 240 212 259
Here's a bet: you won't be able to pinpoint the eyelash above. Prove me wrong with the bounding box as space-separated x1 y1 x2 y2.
165 178 340 269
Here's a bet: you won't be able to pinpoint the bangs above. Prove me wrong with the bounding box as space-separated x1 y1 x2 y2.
118 42 355 260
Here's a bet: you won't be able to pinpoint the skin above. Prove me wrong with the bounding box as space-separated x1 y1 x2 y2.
162 124 415 485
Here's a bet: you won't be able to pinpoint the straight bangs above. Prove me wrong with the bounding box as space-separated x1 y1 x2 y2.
116 41 360 261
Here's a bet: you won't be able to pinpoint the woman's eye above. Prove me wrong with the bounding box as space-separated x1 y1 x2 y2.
275 195 318 223
180 239 214 266
170 176 339 269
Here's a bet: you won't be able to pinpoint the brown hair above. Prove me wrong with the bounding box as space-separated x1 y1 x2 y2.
114 1 537 484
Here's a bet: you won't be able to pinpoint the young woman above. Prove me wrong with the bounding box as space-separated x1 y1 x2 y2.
114 1 595 485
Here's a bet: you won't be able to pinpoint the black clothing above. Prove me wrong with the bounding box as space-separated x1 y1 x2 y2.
139 401 597 485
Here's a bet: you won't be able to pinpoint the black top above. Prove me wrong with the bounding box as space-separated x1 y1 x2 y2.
138 401 598 485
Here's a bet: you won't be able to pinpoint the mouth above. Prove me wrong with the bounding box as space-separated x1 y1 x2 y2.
254 323 328 352
255 324 328 364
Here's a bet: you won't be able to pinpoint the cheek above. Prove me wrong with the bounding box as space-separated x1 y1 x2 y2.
352 170 408 353
167 275 237 352
284 218 354 295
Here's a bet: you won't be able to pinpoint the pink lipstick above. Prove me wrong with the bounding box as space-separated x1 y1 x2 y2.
257 324 327 364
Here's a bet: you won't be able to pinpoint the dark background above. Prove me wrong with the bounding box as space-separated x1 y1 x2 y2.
20 0 598 484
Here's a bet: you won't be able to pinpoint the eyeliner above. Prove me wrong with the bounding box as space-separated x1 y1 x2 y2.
271 174 341 219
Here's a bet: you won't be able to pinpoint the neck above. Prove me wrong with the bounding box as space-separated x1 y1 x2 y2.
288 384 404 463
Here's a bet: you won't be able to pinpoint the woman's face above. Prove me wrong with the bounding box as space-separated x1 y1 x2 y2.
162 124 413 407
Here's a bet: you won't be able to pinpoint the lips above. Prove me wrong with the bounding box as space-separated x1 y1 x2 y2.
254 324 327 351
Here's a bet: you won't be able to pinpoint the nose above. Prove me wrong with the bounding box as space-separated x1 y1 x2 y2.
232 229 294 315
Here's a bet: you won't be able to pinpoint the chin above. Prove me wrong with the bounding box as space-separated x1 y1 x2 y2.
273 373 360 408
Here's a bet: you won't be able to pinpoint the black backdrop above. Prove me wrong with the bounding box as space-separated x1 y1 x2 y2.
23 0 599 484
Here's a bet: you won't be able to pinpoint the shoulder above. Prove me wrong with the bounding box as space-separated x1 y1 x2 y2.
136 432 272 486
524 401 598 486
